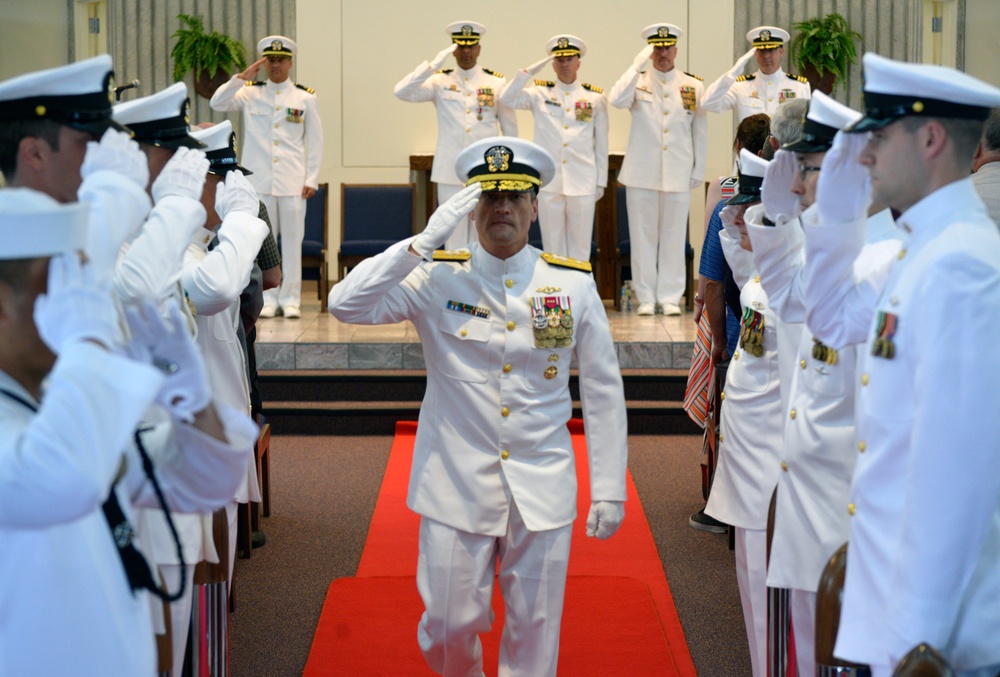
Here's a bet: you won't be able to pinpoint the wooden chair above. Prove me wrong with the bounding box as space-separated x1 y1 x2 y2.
612 184 695 310
337 183 416 281
816 543 871 675
893 644 953 677
237 418 272 559
302 183 330 300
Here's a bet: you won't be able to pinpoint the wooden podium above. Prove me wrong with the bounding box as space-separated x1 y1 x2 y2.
409 153 625 302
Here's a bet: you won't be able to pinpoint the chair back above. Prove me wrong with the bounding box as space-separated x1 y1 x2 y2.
340 184 416 251
616 184 630 255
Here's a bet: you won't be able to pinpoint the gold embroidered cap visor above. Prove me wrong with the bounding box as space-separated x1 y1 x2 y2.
746 26 789 50
258 35 297 57
446 21 485 46
456 137 556 193
546 34 586 58
642 23 683 47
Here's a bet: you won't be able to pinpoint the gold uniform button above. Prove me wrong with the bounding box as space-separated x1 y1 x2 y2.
273 158 278 163
505 279 514 288
781 461 788 472
564 125 569 130
460 329 468 337
720 391 726 400
861 373 869 386
275 106 280 111
662 146 667 151
858 441 866 453
718 434 724 443
501 450 509 460
790 409 797 420
507 321 516 331
503 364 512 374
565 108 570 112
466 108 470 114
274 123 279 128
663 111 668 116
800 359 807 369
563 142 568 147
898 249 907 260
562 159 567 164
848 503 856 516
754 275 761 283
501 407 510 417
274 141 279 146
465 127 471 132
734 351 740 360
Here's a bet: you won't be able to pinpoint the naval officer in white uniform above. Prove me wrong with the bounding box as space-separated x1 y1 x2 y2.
210 35 324 320
702 26 811 123
610 23 707 316
394 21 519 251
804 53 1000 677
501 34 608 261
328 137 627 677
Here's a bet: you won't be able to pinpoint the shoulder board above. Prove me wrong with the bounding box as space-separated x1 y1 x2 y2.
735 74 755 83
541 252 592 272
534 79 555 87
245 80 266 87
787 73 809 84
582 83 603 93
684 71 703 81
435 68 454 75
432 250 472 262
483 68 504 78
295 83 315 94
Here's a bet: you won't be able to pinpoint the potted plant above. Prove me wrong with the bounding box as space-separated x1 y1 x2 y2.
170 13 249 99
790 13 863 95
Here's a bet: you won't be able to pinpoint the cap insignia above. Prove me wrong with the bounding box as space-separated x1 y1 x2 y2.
485 145 511 173
272 39 284 51
760 29 771 41
557 37 569 49
657 26 670 38
461 25 473 36
107 75 116 104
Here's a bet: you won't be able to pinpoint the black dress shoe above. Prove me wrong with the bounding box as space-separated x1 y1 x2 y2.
689 509 727 534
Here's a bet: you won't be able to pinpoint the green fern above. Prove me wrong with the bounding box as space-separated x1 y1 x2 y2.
170 13 248 82
790 13 862 89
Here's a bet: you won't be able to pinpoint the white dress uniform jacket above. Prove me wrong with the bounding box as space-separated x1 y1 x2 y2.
182 214 269 504
746 205 902 592
210 76 324 196
394 64 518 186
701 68 811 122
328 239 628 535
500 71 609 196
610 67 707 192
0 342 253 675
971 160 1000 226
804 179 1000 670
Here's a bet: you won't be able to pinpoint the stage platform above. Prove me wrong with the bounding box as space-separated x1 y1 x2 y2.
255 284 697 372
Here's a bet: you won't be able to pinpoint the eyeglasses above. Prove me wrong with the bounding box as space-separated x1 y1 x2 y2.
798 165 822 181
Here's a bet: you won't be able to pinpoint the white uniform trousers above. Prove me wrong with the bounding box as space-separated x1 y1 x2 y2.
790 589 816 677
624 187 691 307
226 500 238 593
537 192 596 262
416 500 572 677
437 183 478 251
260 193 305 309
735 527 768 677
160 562 197 677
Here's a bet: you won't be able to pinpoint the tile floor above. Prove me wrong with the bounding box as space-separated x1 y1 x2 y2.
256 284 697 371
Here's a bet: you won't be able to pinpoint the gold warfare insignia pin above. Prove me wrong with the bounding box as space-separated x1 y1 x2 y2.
486 145 511 173
558 37 570 49
535 286 561 293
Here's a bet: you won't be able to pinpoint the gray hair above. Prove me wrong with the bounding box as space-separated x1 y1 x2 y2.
770 98 810 146
982 108 1000 152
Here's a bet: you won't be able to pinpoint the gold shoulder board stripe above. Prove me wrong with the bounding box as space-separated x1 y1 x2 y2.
684 71 704 81
736 74 755 82
483 68 504 78
541 252 592 272
582 83 603 93
435 68 454 74
296 83 315 94
432 250 472 261
787 73 808 83
245 80 266 87
535 79 555 87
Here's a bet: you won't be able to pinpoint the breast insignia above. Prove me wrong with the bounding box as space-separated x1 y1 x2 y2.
295 83 316 94
432 250 472 262
483 68 504 79
582 83 603 93
541 252 592 272
245 80 266 87
736 74 756 83
535 79 555 88
684 71 704 81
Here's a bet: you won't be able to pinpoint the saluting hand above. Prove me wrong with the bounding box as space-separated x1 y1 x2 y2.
238 58 267 81
410 183 482 260
632 45 654 72
429 45 456 71
761 150 801 225
728 48 757 77
524 55 554 76
817 131 871 224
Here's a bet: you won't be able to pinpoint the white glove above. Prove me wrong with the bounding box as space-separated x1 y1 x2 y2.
429 44 456 71
817 131 872 224
586 500 624 539
524 55 554 76
632 45 654 72
151 147 210 203
728 48 757 78
594 186 605 202
124 300 211 423
761 150 802 225
720 204 742 239
214 169 260 220
81 128 149 191
34 254 121 354
411 183 482 259
689 177 703 191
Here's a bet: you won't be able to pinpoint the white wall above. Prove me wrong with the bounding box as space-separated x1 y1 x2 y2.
0 0 69 79
965 0 1000 89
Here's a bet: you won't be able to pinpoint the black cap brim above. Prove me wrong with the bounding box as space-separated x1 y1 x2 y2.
725 192 761 206
782 137 833 153
845 115 896 133
64 117 131 136
147 135 207 150
208 164 252 177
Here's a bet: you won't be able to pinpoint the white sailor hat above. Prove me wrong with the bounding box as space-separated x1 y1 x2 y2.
849 52 1000 133
784 91 863 153
0 188 88 259
446 21 486 46
189 121 251 176
0 55 126 135
641 24 683 47
546 35 587 58
747 26 789 50
259 35 296 58
728 149 770 205
112 82 205 150
456 137 556 192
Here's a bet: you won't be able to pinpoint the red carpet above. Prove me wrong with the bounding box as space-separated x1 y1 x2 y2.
305 421 696 676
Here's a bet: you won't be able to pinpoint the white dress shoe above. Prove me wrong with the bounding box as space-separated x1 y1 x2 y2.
662 303 682 316
283 305 301 319
260 303 278 318
637 303 655 316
